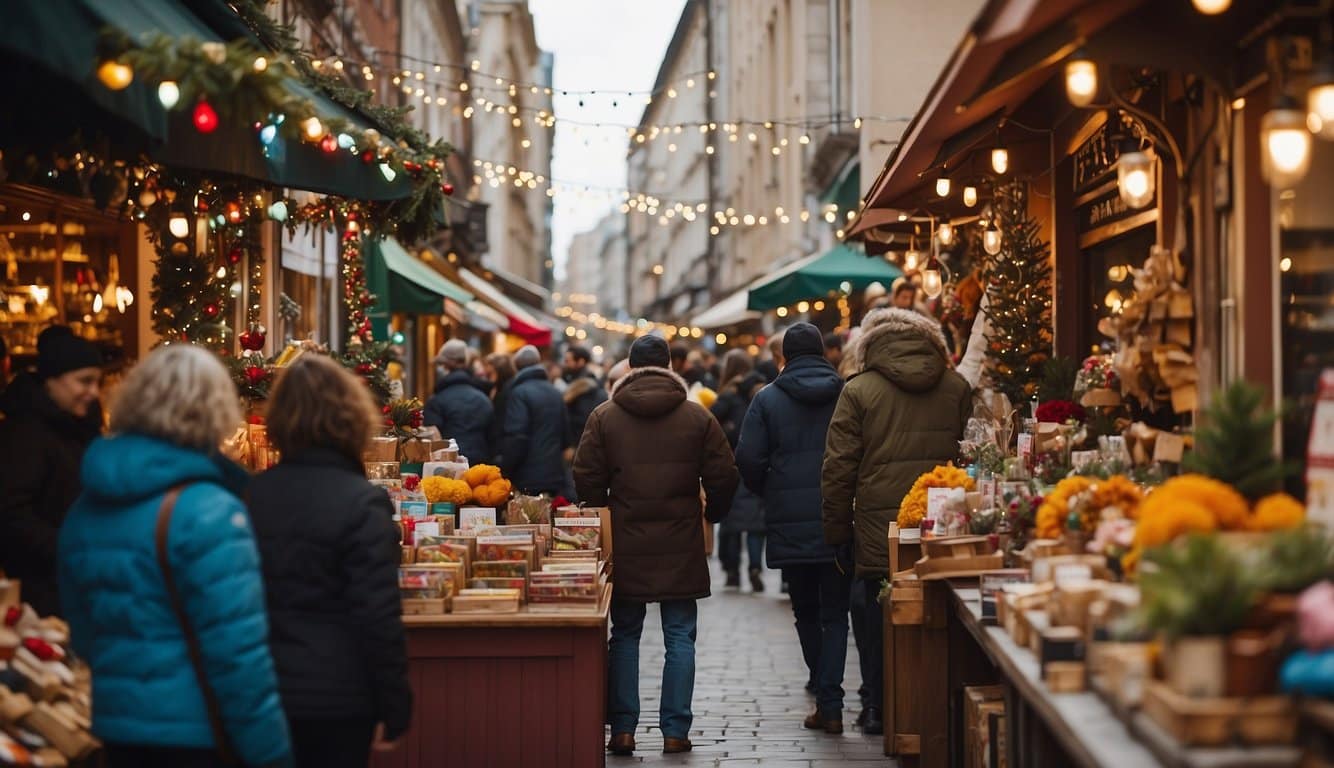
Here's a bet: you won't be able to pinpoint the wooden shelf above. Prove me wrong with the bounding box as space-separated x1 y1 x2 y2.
401 583 611 629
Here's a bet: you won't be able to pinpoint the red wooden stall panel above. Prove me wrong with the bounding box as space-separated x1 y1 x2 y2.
371 624 607 768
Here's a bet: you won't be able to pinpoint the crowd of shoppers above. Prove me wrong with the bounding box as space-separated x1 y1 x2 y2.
0 302 970 762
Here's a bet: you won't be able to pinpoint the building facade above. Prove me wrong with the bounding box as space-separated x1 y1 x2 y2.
622 0 983 326
563 211 628 322
468 0 555 289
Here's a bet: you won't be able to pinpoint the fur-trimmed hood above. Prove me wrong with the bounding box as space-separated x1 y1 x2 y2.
610 365 689 418
563 373 601 405
844 307 951 392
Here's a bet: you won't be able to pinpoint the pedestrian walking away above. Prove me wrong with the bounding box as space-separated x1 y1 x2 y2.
735 322 851 734
248 355 412 767
710 349 769 592
58 345 292 768
424 339 494 466
573 334 739 757
501 345 571 497
821 308 972 736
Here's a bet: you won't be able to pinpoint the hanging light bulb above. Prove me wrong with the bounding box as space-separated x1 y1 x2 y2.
302 116 324 141
904 249 921 271
1117 143 1156 208
1261 103 1313 189
1307 64 1334 140
983 224 1002 255
921 262 944 299
937 221 954 246
168 214 190 239
268 201 288 222
379 163 397 182
1191 0 1230 13
991 144 1009 175
259 124 278 146
962 186 978 207
157 81 180 109
1065 51 1098 107
935 174 951 197
97 60 133 90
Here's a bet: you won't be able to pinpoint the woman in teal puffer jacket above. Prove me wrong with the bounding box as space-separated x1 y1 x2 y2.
59 345 292 768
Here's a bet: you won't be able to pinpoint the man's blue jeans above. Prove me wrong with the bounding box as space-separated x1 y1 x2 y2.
608 598 698 740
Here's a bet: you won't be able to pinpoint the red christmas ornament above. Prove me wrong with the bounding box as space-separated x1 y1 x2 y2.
320 134 338 154
355 362 374 375
441 183 455 196
192 101 219 133
360 150 376 164
382 405 391 414
197 197 210 213
203 302 219 318
239 325 266 351
23 637 60 661
244 365 268 386
227 248 242 265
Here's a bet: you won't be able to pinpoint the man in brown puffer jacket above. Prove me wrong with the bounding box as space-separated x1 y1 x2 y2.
574 334 739 757
821 307 972 735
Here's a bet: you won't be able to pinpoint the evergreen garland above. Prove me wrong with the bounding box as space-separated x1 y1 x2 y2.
982 182 1053 405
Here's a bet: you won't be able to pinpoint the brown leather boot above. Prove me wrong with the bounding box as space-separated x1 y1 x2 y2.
804 710 845 735
662 737 693 754
606 733 635 755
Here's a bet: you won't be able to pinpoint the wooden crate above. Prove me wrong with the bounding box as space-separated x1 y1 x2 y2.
964 686 1005 768
915 536 1004 579
1142 679 1297 747
885 524 924 761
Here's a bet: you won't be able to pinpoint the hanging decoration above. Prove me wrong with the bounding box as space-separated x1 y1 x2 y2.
1105 246 1197 414
340 216 374 345
981 182 1053 404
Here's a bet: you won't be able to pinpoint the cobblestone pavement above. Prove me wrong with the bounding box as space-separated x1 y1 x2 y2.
607 560 896 766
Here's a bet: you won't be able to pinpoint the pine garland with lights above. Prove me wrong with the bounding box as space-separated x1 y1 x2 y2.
981 182 1053 404
340 223 376 345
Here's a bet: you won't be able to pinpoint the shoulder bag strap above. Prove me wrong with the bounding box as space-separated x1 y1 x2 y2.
154 485 239 765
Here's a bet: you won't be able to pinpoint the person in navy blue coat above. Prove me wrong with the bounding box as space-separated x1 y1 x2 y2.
734 323 851 735
500 345 570 496
424 339 494 465
59 345 292 768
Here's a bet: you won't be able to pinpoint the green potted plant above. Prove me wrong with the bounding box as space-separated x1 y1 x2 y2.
1138 534 1260 698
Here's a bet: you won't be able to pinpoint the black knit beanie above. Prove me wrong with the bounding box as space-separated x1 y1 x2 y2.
37 333 102 380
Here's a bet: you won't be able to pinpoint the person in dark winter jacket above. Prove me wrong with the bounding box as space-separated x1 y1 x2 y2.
735 322 850 734
822 308 972 737
710 350 768 592
249 354 411 767
0 328 103 616
424 339 494 464
59 345 292 768
574 334 739 757
483 352 517 464
501 345 570 495
562 345 606 451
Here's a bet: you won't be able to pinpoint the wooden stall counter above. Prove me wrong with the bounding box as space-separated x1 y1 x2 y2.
373 586 611 768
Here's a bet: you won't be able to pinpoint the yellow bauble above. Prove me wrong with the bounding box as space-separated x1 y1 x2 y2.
97 60 133 90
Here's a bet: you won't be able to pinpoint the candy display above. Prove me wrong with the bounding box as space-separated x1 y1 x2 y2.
552 518 601 551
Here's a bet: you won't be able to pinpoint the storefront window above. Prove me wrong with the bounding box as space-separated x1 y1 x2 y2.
1277 140 1334 498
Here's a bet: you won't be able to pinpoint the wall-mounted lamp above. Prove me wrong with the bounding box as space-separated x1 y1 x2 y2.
1065 50 1098 107
1261 101 1313 189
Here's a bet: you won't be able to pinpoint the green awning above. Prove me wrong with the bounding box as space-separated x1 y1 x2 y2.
747 243 903 311
820 160 861 214
0 0 414 200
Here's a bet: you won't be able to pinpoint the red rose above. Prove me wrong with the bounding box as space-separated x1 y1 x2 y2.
1035 399 1086 424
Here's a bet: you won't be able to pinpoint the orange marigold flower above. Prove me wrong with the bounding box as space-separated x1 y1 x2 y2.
897 465 974 528
1249 493 1305 532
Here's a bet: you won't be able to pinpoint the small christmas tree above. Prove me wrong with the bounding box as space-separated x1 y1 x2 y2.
982 182 1053 404
1184 381 1292 503
150 232 232 351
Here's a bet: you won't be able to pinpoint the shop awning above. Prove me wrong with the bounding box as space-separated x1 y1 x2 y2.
846 0 1147 237
747 243 903 311
0 0 414 201
364 237 473 337
465 301 509 333
458 268 553 347
690 283 760 329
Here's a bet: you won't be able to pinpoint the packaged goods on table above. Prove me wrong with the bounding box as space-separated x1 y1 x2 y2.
552 518 601 551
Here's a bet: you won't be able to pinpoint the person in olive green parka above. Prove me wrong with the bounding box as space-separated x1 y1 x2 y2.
820 307 972 733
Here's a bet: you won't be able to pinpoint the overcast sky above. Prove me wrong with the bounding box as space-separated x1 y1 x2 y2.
528 0 688 281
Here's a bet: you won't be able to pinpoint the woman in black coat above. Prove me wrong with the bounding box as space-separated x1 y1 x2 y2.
710 350 768 591
247 355 411 767
0 329 103 616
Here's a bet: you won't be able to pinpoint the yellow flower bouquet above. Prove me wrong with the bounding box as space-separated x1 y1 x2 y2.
897 465 974 528
421 475 473 506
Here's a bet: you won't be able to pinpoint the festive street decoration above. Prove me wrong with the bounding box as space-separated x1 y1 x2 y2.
982 181 1053 404
147 217 232 351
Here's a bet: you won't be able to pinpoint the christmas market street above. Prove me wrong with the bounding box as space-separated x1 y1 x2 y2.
1 1 1334 767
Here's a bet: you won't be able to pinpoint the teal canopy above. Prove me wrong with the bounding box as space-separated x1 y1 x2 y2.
364 237 473 338
0 0 414 200
747 243 903 311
